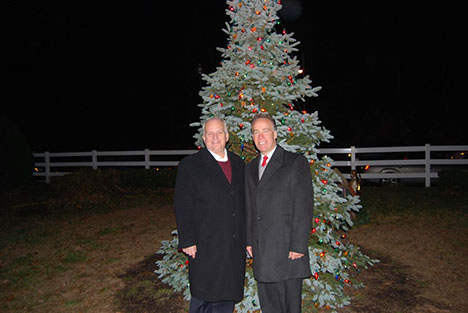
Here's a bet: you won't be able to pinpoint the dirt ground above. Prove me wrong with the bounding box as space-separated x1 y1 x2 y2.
118 214 468 313
341 214 468 313
1 188 468 313
1 191 180 313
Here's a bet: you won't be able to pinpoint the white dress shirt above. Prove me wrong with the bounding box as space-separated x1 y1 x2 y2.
207 148 228 162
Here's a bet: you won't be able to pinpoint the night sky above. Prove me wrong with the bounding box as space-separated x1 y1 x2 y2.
4 0 466 152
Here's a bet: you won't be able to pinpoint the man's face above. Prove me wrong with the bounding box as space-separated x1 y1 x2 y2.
252 118 277 155
202 119 229 155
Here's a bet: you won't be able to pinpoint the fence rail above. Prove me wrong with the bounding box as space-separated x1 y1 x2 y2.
33 144 468 187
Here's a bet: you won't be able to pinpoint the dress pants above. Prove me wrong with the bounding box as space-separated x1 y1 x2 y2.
257 278 303 313
188 296 235 313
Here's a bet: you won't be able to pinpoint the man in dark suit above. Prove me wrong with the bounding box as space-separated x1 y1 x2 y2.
245 114 314 313
174 117 246 313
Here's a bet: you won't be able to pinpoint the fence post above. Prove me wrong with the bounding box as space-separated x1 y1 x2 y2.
425 143 431 188
44 151 51 184
145 149 150 169
92 150 98 169
351 146 356 170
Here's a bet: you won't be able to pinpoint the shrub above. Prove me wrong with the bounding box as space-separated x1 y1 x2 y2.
47 168 177 210
0 116 34 190
48 169 123 210
438 169 468 193
120 168 177 190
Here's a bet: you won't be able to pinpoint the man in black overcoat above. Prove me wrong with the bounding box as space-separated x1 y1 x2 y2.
174 117 246 313
245 114 314 313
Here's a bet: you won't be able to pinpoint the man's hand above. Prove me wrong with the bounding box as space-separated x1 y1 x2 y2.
182 245 197 259
246 246 253 258
288 251 304 260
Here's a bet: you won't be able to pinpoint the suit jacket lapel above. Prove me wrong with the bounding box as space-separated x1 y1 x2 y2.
200 148 231 187
258 146 284 185
250 156 260 187
227 151 239 187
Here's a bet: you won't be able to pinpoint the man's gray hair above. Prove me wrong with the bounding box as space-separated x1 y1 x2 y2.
202 117 228 135
251 113 277 132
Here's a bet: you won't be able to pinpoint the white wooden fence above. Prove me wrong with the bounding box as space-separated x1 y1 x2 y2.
33 144 468 187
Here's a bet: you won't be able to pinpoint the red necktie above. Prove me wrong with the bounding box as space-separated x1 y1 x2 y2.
261 155 268 167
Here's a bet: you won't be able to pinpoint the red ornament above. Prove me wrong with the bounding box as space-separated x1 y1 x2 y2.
315 217 320 224
314 272 319 280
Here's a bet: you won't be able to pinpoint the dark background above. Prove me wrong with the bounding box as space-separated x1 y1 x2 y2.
4 0 466 152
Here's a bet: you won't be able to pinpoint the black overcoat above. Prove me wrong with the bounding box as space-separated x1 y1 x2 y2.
174 148 246 302
245 145 314 283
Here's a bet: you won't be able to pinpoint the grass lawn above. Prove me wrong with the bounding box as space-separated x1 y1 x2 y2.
0 174 467 313
0 185 180 313
342 183 468 313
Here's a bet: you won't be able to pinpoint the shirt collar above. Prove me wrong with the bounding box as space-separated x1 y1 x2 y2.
260 145 277 165
207 148 228 162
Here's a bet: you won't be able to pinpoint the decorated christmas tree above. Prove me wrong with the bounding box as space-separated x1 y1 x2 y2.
156 1 377 312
